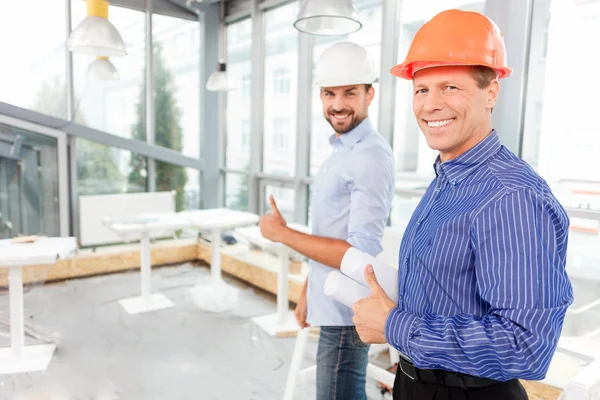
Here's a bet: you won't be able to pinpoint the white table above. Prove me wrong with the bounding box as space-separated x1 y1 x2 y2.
0 237 77 374
103 214 191 314
235 223 310 336
177 208 259 312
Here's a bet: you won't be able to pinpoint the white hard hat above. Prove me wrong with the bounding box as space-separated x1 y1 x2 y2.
314 41 378 87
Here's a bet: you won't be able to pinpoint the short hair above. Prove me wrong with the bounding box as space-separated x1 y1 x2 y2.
469 66 498 89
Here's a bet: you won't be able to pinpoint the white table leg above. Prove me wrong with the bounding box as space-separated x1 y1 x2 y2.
283 327 310 400
251 248 298 336
9 266 24 356
118 232 174 315
189 229 239 312
140 232 151 301
277 249 290 325
210 229 222 284
0 265 56 374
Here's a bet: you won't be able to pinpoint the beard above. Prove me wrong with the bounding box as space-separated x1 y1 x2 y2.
325 109 365 134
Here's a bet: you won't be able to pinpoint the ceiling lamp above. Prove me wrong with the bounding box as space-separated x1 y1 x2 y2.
294 0 362 36
206 61 232 92
67 0 127 57
87 57 120 81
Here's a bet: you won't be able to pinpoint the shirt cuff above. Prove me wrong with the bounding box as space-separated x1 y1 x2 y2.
346 234 382 257
385 307 417 355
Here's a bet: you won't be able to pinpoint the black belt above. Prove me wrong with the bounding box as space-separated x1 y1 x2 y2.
398 356 499 389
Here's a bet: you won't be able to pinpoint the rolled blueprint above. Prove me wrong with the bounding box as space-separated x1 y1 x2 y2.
324 271 372 308
341 247 399 302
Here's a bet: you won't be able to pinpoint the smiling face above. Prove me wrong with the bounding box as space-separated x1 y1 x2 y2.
412 66 499 162
320 84 375 135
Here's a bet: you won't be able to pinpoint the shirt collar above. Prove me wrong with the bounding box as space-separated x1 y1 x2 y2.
433 130 502 184
328 118 373 149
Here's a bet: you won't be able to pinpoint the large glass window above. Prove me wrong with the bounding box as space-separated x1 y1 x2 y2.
263 2 299 177
272 118 291 150
273 68 291 95
0 125 60 238
225 172 250 212
153 15 201 159
521 0 600 372
0 0 67 119
309 0 383 176
264 185 295 222
76 138 147 196
522 0 600 206
71 3 146 139
154 163 199 212
184 168 201 211
225 19 252 171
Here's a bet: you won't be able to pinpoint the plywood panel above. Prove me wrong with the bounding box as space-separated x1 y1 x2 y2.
197 243 304 304
520 380 562 400
0 242 197 288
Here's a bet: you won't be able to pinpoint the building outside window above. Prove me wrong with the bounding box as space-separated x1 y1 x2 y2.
273 68 291 95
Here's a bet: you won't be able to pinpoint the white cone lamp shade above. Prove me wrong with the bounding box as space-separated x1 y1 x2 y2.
206 62 232 92
87 57 120 81
67 0 127 57
294 0 362 36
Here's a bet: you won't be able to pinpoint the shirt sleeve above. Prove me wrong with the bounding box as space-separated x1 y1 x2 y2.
385 188 573 381
346 148 395 257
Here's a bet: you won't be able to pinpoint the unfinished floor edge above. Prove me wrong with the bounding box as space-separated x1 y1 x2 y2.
0 241 564 399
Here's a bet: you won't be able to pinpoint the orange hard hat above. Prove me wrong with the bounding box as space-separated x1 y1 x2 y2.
391 9 512 80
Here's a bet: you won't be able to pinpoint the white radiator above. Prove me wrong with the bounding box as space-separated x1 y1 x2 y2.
79 191 176 247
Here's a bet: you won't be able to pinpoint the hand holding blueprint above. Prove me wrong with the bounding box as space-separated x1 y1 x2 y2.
324 247 398 308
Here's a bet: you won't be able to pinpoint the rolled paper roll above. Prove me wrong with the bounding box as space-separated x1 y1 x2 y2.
341 247 399 302
324 271 372 308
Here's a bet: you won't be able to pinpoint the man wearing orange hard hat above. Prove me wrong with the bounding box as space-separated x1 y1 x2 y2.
351 9 573 400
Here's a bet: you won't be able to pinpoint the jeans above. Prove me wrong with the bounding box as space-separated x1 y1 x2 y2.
316 326 370 400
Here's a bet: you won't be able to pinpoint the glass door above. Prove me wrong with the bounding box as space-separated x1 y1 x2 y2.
0 116 68 238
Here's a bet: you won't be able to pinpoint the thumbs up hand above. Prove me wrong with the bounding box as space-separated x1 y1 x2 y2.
352 265 396 344
259 195 288 242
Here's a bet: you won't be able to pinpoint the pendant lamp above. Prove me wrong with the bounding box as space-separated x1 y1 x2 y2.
294 0 361 36
206 61 232 92
87 57 120 81
68 0 127 57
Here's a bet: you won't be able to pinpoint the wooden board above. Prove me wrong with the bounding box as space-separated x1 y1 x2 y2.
0 241 198 288
197 243 305 304
520 380 562 400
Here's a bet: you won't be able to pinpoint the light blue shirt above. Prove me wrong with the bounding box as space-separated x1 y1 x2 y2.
307 118 395 326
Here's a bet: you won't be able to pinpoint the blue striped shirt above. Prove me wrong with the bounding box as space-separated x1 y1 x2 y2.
385 131 573 381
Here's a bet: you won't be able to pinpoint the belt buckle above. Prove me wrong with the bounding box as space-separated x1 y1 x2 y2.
398 358 419 381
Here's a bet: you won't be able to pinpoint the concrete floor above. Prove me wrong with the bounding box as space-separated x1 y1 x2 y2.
0 264 387 400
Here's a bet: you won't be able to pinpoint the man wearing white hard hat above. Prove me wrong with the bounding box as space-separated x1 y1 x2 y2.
259 41 394 399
